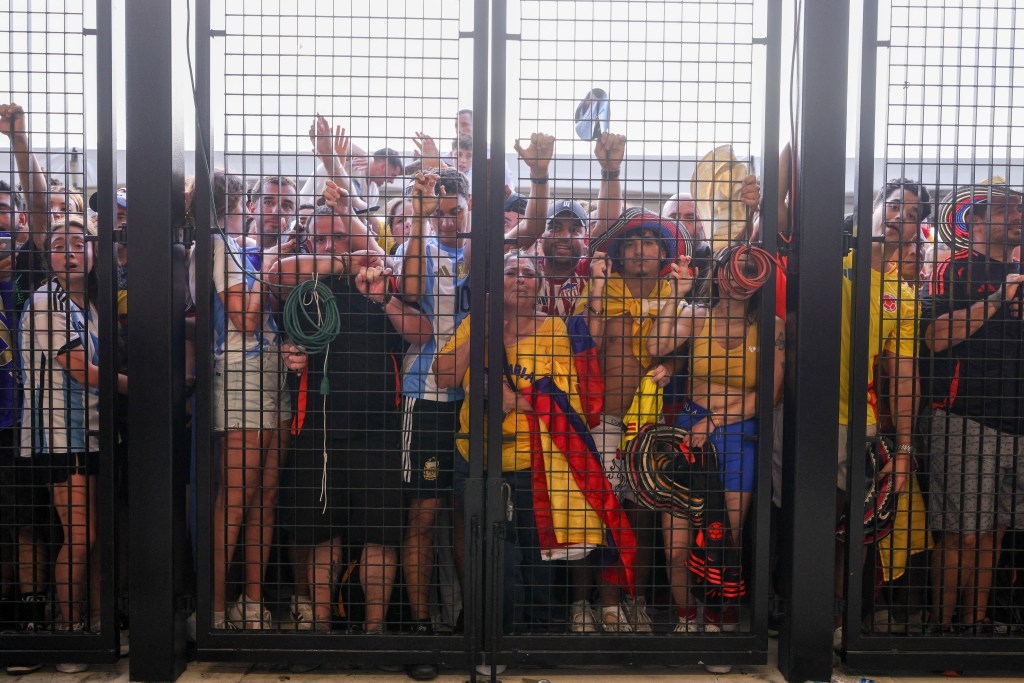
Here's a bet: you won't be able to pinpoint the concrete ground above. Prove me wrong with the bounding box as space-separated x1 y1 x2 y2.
8 654 1023 683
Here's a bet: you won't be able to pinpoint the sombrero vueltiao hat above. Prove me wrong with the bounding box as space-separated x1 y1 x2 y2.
589 207 689 276
937 178 1022 251
691 144 749 253
624 423 719 522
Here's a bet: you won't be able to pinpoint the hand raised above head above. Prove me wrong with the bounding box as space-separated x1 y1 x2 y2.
594 132 626 171
513 132 555 177
309 113 334 158
0 103 26 139
412 131 441 169
411 172 442 216
323 180 351 213
739 173 761 211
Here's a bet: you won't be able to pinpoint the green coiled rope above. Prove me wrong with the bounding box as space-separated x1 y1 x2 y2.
281 277 341 394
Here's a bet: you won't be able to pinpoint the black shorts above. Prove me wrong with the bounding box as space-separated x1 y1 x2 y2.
0 430 53 528
280 432 404 548
41 451 100 484
401 397 460 499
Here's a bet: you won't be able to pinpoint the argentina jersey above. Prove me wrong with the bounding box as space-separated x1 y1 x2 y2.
397 238 470 401
190 235 262 366
19 278 101 456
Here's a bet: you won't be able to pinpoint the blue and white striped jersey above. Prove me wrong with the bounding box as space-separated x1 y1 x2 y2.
19 278 101 456
394 238 470 402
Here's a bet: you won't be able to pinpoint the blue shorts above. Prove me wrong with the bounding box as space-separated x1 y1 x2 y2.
675 400 758 493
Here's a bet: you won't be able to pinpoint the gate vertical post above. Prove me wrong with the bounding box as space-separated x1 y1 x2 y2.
777 0 851 681
465 0 492 672
93 0 121 658
125 0 188 679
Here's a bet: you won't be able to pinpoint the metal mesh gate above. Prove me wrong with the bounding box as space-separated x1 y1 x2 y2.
185 0 784 676
839 0 1024 673
0 0 123 669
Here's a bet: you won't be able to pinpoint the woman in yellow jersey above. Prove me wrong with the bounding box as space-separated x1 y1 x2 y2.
436 250 632 633
649 244 784 631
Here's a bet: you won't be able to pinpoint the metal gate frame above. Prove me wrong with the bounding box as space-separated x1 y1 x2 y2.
838 0 1024 672
119 0 1024 681
0 0 122 667
184 0 484 673
474 0 786 672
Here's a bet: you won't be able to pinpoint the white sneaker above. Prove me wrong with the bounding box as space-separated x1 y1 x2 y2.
475 663 507 676
570 599 598 633
285 596 313 631
226 595 271 630
625 595 653 633
600 604 634 633
56 663 89 673
674 615 702 633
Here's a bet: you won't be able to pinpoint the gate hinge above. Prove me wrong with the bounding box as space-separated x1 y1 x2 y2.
176 594 196 614
174 222 196 246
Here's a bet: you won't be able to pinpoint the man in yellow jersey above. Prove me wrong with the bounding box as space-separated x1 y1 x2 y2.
834 178 930 650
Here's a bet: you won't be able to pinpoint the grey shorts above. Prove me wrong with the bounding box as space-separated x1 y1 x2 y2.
928 409 1024 535
591 414 634 503
214 352 284 432
837 422 877 492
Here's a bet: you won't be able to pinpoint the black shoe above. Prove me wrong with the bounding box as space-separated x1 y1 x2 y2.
409 618 434 635
406 662 439 681
5 662 43 675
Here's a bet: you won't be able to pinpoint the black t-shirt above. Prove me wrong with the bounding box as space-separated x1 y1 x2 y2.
920 249 1024 434
292 274 402 439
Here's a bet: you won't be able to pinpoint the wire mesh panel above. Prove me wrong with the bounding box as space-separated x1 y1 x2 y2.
485 0 779 668
840 0 1024 672
191 0 479 673
0 0 122 670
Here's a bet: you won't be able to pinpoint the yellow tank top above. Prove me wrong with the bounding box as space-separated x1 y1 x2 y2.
690 315 759 391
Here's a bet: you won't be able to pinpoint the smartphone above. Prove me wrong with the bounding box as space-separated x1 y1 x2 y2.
0 235 11 254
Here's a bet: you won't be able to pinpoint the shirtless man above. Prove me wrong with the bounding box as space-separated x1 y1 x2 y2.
578 210 684 632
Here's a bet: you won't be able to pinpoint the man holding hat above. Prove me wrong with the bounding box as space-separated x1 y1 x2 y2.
921 179 1024 634
573 206 685 632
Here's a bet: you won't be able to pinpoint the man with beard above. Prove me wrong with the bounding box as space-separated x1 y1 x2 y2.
529 132 626 319
922 181 1024 635
248 175 298 250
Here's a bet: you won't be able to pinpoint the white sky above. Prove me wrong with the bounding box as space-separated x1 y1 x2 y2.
2 0 1023 188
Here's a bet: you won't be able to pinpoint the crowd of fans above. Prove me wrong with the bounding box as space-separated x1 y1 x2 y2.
0 101 1022 680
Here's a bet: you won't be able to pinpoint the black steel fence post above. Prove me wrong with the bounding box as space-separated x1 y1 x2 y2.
483 0 509 675
93 0 121 659
125 0 188 679
777 0 851 681
841 0 880 654
466 0 492 677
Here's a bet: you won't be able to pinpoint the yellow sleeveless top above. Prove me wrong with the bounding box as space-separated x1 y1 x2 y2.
690 315 759 391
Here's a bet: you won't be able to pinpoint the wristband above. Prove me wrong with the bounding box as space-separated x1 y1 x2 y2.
530 176 549 185
601 169 621 180
896 443 913 454
588 302 603 316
